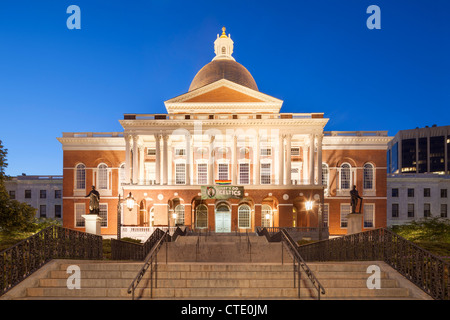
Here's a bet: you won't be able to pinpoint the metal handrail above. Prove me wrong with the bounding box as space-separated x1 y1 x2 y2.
127 230 169 300
280 229 326 300
246 230 252 262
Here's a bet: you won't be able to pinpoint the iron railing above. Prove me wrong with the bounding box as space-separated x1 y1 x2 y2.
280 229 326 300
0 226 103 296
127 230 169 300
111 228 167 260
297 228 450 300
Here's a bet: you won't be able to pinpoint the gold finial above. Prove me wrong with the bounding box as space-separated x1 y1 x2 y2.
220 26 227 38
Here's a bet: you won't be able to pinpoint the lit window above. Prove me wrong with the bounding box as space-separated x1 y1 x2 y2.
175 205 185 225
76 163 86 189
239 163 250 184
238 205 251 229
99 204 108 227
98 164 108 190
260 163 271 184
261 205 272 227
363 163 374 190
340 163 351 190
175 163 186 185
340 204 350 228
196 204 208 228
322 163 329 191
322 204 329 227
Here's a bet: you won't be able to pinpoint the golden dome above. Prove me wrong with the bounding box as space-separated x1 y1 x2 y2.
189 59 258 92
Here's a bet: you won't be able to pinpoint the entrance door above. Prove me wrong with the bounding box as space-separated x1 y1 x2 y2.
215 204 231 233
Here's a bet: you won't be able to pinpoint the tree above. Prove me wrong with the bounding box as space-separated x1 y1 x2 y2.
0 140 36 233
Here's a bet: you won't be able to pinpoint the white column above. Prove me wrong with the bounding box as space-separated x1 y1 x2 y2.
154 134 161 185
286 134 292 186
309 134 315 185
162 134 168 185
125 134 131 183
317 133 323 186
278 134 284 185
185 132 191 185
302 139 308 184
209 135 215 185
254 133 260 185
132 135 139 184
138 143 145 184
232 134 237 185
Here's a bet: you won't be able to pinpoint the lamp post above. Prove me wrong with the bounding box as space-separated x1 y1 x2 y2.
117 191 135 240
305 194 323 241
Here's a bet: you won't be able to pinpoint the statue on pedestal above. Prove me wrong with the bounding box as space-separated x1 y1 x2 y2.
350 185 363 214
86 185 100 215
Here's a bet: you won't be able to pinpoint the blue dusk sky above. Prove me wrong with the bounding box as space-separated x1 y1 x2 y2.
0 0 449 176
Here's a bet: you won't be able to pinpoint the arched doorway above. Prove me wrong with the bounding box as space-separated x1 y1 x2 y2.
215 203 231 233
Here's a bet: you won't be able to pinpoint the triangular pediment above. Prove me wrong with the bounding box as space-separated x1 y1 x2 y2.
164 79 283 114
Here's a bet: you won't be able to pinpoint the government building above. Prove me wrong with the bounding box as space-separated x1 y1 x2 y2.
58 28 391 238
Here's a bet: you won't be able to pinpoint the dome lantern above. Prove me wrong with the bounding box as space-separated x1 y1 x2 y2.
213 26 235 61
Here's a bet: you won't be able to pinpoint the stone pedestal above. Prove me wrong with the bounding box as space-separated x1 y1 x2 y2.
347 213 362 235
82 214 102 235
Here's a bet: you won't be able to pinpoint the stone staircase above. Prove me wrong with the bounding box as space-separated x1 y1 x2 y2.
0 234 432 300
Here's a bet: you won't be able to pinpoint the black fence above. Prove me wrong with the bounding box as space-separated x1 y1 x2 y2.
0 226 103 296
297 228 450 300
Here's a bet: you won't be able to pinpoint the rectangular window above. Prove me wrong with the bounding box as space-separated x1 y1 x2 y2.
147 148 156 156
39 205 46 218
260 163 271 185
55 190 62 199
145 162 156 183
424 188 431 197
441 204 447 218
407 188 414 197
175 148 186 156
322 204 329 228
9 190 15 199
25 190 31 199
218 163 229 181
407 203 415 218
441 189 447 198
391 188 399 197
363 204 374 228
175 163 186 185
75 203 85 227
99 204 108 227
260 148 272 156
340 204 350 228
40 190 46 199
291 147 300 156
239 163 250 185
392 204 399 218
197 163 208 185
55 205 62 218
424 203 431 217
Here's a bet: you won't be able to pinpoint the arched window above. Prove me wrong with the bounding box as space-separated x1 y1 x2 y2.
261 205 272 227
98 163 108 190
238 204 251 229
175 204 185 225
119 163 126 185
363 163 374 190
340 163 351 190
322 163 329 189
75 163 86 189
222 46 226 54
196 204 208 229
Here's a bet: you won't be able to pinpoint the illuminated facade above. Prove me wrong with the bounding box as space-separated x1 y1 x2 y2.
58 28 391 238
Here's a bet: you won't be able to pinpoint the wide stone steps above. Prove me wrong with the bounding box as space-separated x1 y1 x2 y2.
15 261 416 300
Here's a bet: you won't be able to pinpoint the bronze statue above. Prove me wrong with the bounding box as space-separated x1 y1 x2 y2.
350 185 362 213
86 185 100 214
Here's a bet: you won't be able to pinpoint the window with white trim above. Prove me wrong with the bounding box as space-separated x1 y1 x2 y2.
145 162 156 184
291 147 300 156
119 163 126 185
175 163 186 185
239 162 250 185
291 162 301 184
97 163 108 190
260 148 272 156
340 163 351 190
322 163 329 191
75 203 85 227
322 204 329 227
260 163 271 185
175 148 186 156
197 163 208 185
340 204 350 228
196 204 208 228
175 205 185 225
363 204 374 228
238 204 251 229
363 163 374 190
76 163 86 190
218 163 229 181
99 204 108 227
261 205 272 227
